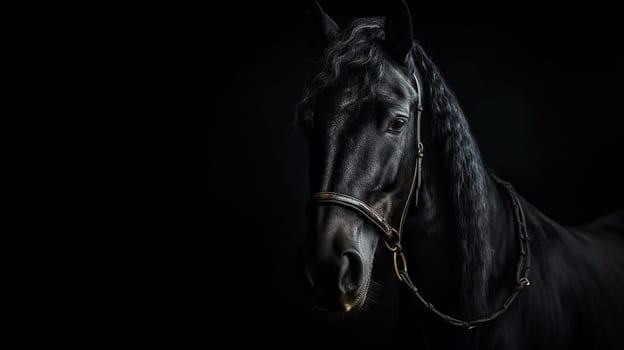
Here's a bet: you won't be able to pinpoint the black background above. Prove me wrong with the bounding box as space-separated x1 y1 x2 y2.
144 4 624 347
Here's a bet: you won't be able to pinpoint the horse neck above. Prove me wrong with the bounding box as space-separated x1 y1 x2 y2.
400 114 518 320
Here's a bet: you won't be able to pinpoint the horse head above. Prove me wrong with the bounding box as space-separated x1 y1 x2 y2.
299 1 421 312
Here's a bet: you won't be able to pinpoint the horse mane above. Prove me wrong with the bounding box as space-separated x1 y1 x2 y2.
298 17 493 314
410 44 493 313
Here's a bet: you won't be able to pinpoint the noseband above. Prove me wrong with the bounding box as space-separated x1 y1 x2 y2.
310 67 531 330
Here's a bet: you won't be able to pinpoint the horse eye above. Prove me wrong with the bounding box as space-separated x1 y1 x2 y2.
388 118 407 132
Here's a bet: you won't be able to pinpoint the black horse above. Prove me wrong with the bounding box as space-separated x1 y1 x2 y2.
299 2 624 349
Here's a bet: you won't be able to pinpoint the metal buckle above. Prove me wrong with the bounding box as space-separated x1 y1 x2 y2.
417 142 424 158
519 277 531 286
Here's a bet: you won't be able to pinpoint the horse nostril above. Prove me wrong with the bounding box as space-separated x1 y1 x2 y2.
338 250 364 294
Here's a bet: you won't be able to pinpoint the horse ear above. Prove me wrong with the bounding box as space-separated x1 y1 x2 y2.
384 0 414 64
305 0 339 49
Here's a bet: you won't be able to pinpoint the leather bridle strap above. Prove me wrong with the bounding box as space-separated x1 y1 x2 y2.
312 192 397 242
398 176 532 330
400 69 424 235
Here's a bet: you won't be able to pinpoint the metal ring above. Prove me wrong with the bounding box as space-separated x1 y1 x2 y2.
383 229 401 252
384 240 399 252
393 251 408 281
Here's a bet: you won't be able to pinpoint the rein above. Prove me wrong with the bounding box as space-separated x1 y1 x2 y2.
311 70 531 330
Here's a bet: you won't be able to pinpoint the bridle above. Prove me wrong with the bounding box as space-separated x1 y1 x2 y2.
310 67 532 330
